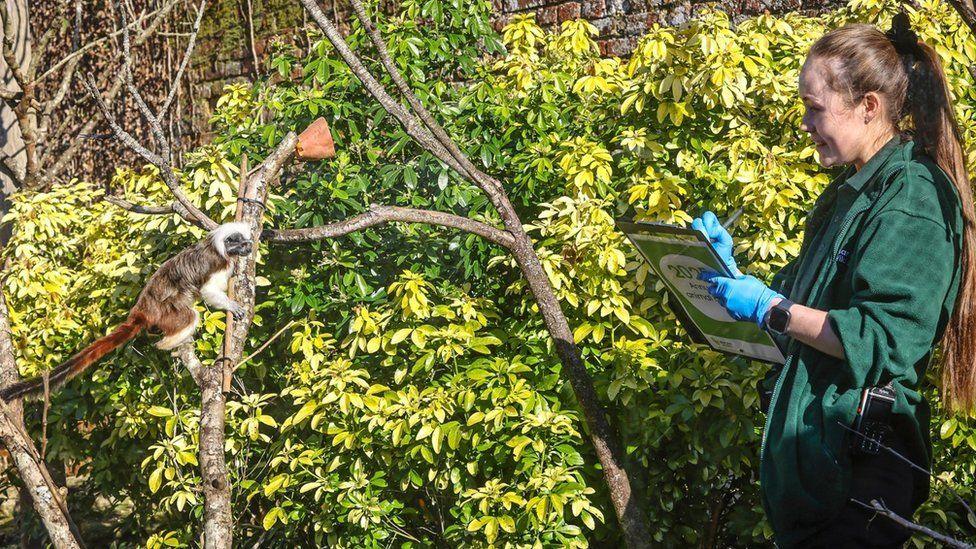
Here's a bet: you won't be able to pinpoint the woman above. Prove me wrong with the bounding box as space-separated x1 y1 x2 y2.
693 14 974 547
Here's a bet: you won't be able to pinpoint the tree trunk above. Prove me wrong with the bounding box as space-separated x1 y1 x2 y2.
0 0 28 196
0 291 84 548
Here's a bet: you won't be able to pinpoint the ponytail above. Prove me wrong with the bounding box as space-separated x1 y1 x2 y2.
810 15 976 412
892 13 976 413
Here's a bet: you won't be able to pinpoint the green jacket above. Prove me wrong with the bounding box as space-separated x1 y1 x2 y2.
760 135 964 546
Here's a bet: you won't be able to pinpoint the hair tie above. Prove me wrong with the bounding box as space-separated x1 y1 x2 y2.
886 12 919 56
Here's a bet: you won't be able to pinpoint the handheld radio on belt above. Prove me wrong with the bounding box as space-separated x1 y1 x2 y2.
851 381 896 455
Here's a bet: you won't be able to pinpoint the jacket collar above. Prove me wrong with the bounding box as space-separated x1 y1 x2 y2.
841 135 906 193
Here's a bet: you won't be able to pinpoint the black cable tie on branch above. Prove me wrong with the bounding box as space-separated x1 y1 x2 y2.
237 197 266 210
213 356 235 366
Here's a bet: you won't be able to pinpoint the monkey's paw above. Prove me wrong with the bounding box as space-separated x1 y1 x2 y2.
230 303 247 321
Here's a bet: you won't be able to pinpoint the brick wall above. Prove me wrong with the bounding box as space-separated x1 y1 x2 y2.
490 0 839 56
190 0 840 138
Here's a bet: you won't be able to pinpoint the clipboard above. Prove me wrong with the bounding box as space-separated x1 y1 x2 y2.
616 218 786 364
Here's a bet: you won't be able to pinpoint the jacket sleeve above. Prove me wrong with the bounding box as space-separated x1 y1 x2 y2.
826 210 957 387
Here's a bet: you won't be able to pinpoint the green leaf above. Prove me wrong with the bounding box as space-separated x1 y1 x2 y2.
148 406 174 417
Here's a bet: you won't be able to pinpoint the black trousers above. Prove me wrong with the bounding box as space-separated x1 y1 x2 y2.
797 431 916 548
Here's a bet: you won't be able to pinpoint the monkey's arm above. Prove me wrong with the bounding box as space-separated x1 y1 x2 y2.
199 269 245 320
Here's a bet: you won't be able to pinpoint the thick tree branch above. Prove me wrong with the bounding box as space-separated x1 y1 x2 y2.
172 342 230 548
0 291 85 548
850 498 973 548
296 0 466 176
298 3 651 545
265 204 515 249
947 0 976 35
348 0 503 195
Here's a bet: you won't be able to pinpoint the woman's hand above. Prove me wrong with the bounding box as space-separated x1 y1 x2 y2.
699 269 846 359
698 270 784 329
691 211 740 276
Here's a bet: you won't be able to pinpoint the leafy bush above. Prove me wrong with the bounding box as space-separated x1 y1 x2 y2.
3 0 975 546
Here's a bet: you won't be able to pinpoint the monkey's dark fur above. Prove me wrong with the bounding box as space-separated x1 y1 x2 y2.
1 223 253 401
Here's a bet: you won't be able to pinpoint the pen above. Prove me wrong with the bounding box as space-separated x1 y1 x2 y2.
722 207 744 230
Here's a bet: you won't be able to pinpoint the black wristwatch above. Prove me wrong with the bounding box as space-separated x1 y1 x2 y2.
765 298 794 335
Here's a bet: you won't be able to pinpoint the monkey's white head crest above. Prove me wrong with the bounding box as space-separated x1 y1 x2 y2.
211 222 253 258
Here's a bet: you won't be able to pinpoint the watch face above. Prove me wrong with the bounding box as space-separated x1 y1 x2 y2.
769 306 789 332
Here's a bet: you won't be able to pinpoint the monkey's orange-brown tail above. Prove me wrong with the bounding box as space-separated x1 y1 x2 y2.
0 315 147 402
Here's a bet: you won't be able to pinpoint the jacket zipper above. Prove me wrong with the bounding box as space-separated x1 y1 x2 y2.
760 202 870 467
760 352 793 466
831 202 871 261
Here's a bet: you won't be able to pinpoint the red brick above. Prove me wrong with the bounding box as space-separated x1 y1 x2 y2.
516 0 550 9
536 5 559 25
558 2 581 21
598 37 638 57
581 0 606 18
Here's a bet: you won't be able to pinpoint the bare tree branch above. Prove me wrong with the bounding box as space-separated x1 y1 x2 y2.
297 3 651 544
36 2 175 84
103 195 181 216
837 421 976 522
38 57 81 139
158 0 207 121
265 204 515 249
348 0 502 194
850 498 973 548
0 1 39 188
27 24 56 80
947 0 976 35
38 0 181 186
297 0 466 176
117 0 171 163
82 73 217 230
110 190 208 231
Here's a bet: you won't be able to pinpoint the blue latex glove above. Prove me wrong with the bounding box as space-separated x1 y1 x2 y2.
698 270 784 329
691 211 741 276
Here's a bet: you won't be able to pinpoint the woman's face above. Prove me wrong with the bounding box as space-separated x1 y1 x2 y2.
798 57 872 168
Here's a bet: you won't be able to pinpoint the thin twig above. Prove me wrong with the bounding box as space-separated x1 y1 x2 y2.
297 0 465 176
104 195 179 216
233 320 296 371
42 0 182 185
118 0 171 162
850 498 973 548
159 0 207 120
837 421 975 522
37 4 175 84
41 373 49 459
348 0 502 194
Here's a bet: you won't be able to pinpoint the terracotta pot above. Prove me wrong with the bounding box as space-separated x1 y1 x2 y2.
296 117 336 160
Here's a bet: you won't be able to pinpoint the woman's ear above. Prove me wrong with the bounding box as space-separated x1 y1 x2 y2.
861 91 884 124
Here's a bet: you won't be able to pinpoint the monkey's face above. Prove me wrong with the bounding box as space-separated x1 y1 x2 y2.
224 232 253 256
